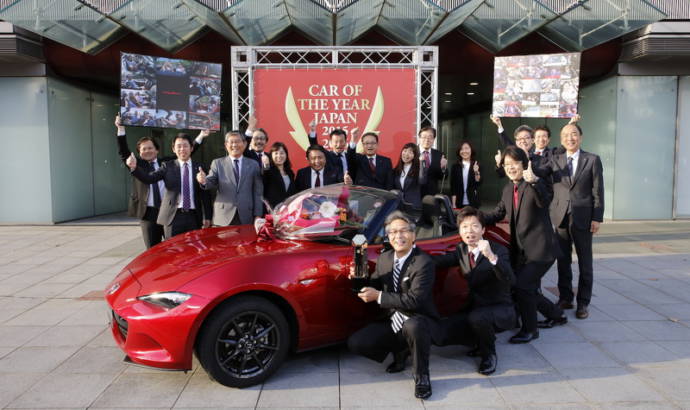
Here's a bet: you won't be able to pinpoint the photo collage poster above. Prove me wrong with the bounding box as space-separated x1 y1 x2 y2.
492 52 580 118
119 52 222 130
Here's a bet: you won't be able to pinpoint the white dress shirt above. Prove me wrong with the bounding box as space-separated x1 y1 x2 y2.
462 160 470 205
146 159 166 207
567 149 581 177
399 163 412 187
177 159 196 209
310 168 323 188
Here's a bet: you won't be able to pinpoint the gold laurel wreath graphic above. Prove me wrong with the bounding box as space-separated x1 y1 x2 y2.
357 86 384 153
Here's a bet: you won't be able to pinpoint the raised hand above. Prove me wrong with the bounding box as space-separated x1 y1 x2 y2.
198 129 210 139
473 162 480 173
350 127 360 143
126 152 136 170
523 160 538 183
115 115 125 133
247 114 257 131
476 239 495 261
261 154 270 169
440 154 448 170
494 149 502 167
196 166 207 185
568 114 581 124
490 114 502 129
344 171 353 185
309 118 317 133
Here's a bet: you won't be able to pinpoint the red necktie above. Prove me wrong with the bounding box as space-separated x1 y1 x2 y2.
368 157 376 173
536 151 542 156
469 252 476 269
423 151 430 169
513 184 519 209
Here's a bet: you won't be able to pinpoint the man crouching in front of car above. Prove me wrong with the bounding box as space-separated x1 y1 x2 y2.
347 211 441 399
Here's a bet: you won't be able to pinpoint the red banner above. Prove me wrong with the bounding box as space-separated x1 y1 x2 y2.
253 68 417 169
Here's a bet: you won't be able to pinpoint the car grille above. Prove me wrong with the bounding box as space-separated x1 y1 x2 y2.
112 310 128 340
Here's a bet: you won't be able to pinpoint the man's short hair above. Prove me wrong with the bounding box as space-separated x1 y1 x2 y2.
361 132 379 143
305 144 328 159
172 133 192 147
384 211 416 233
136 137 159 152
534 125 551 138
330 129 347 139
501 145 529 170
513 125 534 138
225 131 244 143
254 128 269 141
456 206 486 228
418 126 436 138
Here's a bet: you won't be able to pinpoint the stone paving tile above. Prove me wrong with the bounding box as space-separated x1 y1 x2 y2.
0 373 46 409
493 344 554 372
13 282 76 298
567 321 647 342
339 371 424 408
532 342 621 370
0 346 80 373
0 326 48 347
596 304 667 321
635 365 690 402
563 367 666 403
173 370 260 408
647 303 690 320
7 373 116 409
597 403 681 410
598 341 679 367
58 301 110 326
277 346 339 374
24 325 104 347
52 346 127 375
422 371 507 407
4 299 89 326
91 372 192 408
257 370 339 408
528 324 587 344
623 320 690 341
655 341 690 358
490 370 587 404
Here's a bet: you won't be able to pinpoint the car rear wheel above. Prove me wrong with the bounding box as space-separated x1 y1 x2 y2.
197 295 290 388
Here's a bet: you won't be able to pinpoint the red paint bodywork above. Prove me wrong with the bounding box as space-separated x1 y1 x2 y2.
105 220 509 371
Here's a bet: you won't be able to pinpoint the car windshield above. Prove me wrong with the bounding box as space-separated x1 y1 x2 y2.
272 183 398 241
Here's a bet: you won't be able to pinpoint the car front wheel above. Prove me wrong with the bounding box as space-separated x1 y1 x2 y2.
197 295 290 388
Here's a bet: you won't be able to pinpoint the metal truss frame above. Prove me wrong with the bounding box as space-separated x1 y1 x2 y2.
230 46 438 138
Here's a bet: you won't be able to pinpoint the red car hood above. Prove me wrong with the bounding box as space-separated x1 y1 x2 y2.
123 225 300 294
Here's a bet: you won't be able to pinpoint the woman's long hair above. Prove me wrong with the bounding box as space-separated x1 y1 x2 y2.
394 142 420 178
455 140 476 164
269 142 292 173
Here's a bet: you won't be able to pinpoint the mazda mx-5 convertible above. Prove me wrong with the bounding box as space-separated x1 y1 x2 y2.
105 184 509 388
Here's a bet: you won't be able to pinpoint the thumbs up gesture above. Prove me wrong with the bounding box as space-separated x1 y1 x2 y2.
523 160 538 183
344 170 353 185
197 167 207 185
309 118 317 133
440 154 448 170
489 114 502 129
198 129 210 139
568 114 581 125
494 149 502 167
261 154 270 169
473 162 480 173
126 152 136 170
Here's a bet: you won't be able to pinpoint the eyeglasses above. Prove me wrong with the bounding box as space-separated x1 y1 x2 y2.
516 137 533 142
387 228 412 236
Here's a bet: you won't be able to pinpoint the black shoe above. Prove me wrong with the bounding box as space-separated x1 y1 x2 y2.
537 316 568 329
557 300 574 310
576 305 589 319
414 374 432 399
509 330 539 344
386 349 409 373
466 347 481 357
478 353 497 375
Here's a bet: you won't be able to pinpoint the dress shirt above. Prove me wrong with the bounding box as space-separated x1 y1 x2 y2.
399 163 412 188
377 245 416 304
177 159 196 209
146 159 166 207
567 149 581 177
229 154 243 181
310 168 323 188
461 160 470 205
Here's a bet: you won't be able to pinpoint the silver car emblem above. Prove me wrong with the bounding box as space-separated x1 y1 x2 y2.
107 282 120 295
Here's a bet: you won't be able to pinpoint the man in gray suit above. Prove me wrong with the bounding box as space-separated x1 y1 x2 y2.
546 123 604 319
197 131 263 226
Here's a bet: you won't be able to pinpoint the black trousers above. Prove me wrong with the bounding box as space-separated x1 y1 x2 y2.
140 207 164 249
164 209 200 239
439 306 509 357
348 316 432 377
514 261 563 333
556 214 594 306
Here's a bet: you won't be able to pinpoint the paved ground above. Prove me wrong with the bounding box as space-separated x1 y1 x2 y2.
1 219 690 409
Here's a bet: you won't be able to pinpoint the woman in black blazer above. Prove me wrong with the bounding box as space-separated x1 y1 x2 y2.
450 140 481 209
392 143 426 210
262 142 296 209
483 146 566 344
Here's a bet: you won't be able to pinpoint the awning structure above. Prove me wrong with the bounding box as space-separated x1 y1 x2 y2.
0 0 669 54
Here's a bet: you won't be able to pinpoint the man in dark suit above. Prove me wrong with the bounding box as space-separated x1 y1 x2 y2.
127 134 212 239
417 126 448 196
432 207 516 376
306 121 357 183
115 115 207 248
348 211 440 399
244 127 269 166
294 145 345 192
546 123 604 319
352 132 393 190
483 147 566 343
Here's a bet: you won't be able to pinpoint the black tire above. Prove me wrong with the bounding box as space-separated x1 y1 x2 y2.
197 295 290 388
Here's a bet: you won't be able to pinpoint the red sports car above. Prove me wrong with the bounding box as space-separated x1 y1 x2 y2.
105 184 508 388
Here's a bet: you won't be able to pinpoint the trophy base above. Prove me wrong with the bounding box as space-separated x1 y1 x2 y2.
350 277 368 293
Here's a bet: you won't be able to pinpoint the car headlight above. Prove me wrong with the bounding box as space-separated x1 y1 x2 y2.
137 292 191 309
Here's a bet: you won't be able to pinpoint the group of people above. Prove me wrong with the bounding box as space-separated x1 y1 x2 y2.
116 112 604 400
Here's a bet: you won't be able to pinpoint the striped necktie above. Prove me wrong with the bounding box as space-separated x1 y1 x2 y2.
390 259 407 333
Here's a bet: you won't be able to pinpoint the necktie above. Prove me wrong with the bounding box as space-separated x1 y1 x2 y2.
469 252 476 269
423 151 430 169
150 161 161 208
536 151 542 156
567 156 574 177
182 163 190 210
368 157 376 173
513 183 519 210
315 171 321 187
390 260 406 333
337 153 345 172
233 159 240 184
